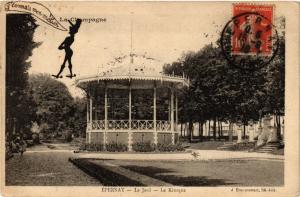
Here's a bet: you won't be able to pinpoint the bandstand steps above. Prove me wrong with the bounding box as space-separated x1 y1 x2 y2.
256 142 281 153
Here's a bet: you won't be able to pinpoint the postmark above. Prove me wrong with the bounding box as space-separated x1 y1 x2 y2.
221 4 279 70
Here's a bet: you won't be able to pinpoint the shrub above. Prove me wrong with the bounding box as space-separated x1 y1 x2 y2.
63 130 73 142
227 142 256 151
174 143 185 151
5 141 13 160
106 142 128 152
79 142 185 152
32 133 40 144
79 142 127 152
157 143 185 152
132 141 156 152
25 140 34 147
132 142 185 152
47 145 56 149
79 143 104 151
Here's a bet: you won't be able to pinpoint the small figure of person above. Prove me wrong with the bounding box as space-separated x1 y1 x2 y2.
13 135 26 156
18 136 26 156
54 19 82 78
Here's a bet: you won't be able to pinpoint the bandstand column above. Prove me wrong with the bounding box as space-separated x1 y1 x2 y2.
104 87 108 149
86 99 89 143
86 100 89 123
171 88 175 144
153 86 157 145
128 85 133 151
94 102 97 120
89 96 92 144
175 92 178 142
175 93 178 132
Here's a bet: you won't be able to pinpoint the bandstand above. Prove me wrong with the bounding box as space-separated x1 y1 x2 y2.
76 55 189 151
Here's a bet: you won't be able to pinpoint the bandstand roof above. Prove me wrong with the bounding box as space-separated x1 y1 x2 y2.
75 54 189 90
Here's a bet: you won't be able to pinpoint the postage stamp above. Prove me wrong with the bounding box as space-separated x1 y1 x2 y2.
220 4 278 70
231 4 274 56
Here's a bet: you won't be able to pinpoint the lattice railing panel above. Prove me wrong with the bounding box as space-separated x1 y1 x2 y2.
91 120 105 130
131 120 154 130
108 120 129 130
89 120 171 131
156 120 171 131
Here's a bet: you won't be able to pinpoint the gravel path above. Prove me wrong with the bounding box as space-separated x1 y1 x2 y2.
6 151 102 186
76 149 284 161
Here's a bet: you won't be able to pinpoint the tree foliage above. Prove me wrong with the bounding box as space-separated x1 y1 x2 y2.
163 20 285 140
6 14 86 141
29 74 86 138
6 14 39 140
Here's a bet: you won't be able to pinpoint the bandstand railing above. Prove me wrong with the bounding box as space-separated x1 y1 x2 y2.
131 120 154 130
92 120 105 130
89 120 171 131
156 120 171 131
108 120 130 130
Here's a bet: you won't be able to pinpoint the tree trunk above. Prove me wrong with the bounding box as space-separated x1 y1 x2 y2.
217 119 221 139
200 122 204 140
208 120 211 140
185 123 189 138
180 123 183 137
198 120 204 141
220 122 223 137
185 123 188 137
228 122 233 142
188 120 193 142
243 123 246 140
213 117 216 140
198 121 201 140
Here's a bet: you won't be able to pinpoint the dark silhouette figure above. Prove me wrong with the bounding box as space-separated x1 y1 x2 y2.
53 19 82 78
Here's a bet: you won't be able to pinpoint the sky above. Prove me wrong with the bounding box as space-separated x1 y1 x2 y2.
28 2 234 97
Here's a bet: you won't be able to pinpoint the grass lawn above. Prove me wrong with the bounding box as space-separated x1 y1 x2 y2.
76 159 283 186
6 152 102 186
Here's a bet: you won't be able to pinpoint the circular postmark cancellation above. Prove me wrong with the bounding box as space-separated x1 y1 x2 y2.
220 4 279 70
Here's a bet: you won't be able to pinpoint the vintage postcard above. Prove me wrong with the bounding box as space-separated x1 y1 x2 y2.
0 1 299 197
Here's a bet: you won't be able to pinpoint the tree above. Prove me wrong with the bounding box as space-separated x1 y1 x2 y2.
71 97 87 137
164 44 228 140
6 14 39 140
263 17 285 139
164 42 272 141
29 74 75 138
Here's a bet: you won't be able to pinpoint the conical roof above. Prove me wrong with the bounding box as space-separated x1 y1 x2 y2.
75 54 189 89
101 53 161 77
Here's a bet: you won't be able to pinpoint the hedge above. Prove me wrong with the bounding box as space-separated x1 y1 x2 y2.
79 141 185 152
79 142 127 152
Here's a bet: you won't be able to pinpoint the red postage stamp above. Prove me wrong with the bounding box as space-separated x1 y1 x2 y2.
232 4 274 56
